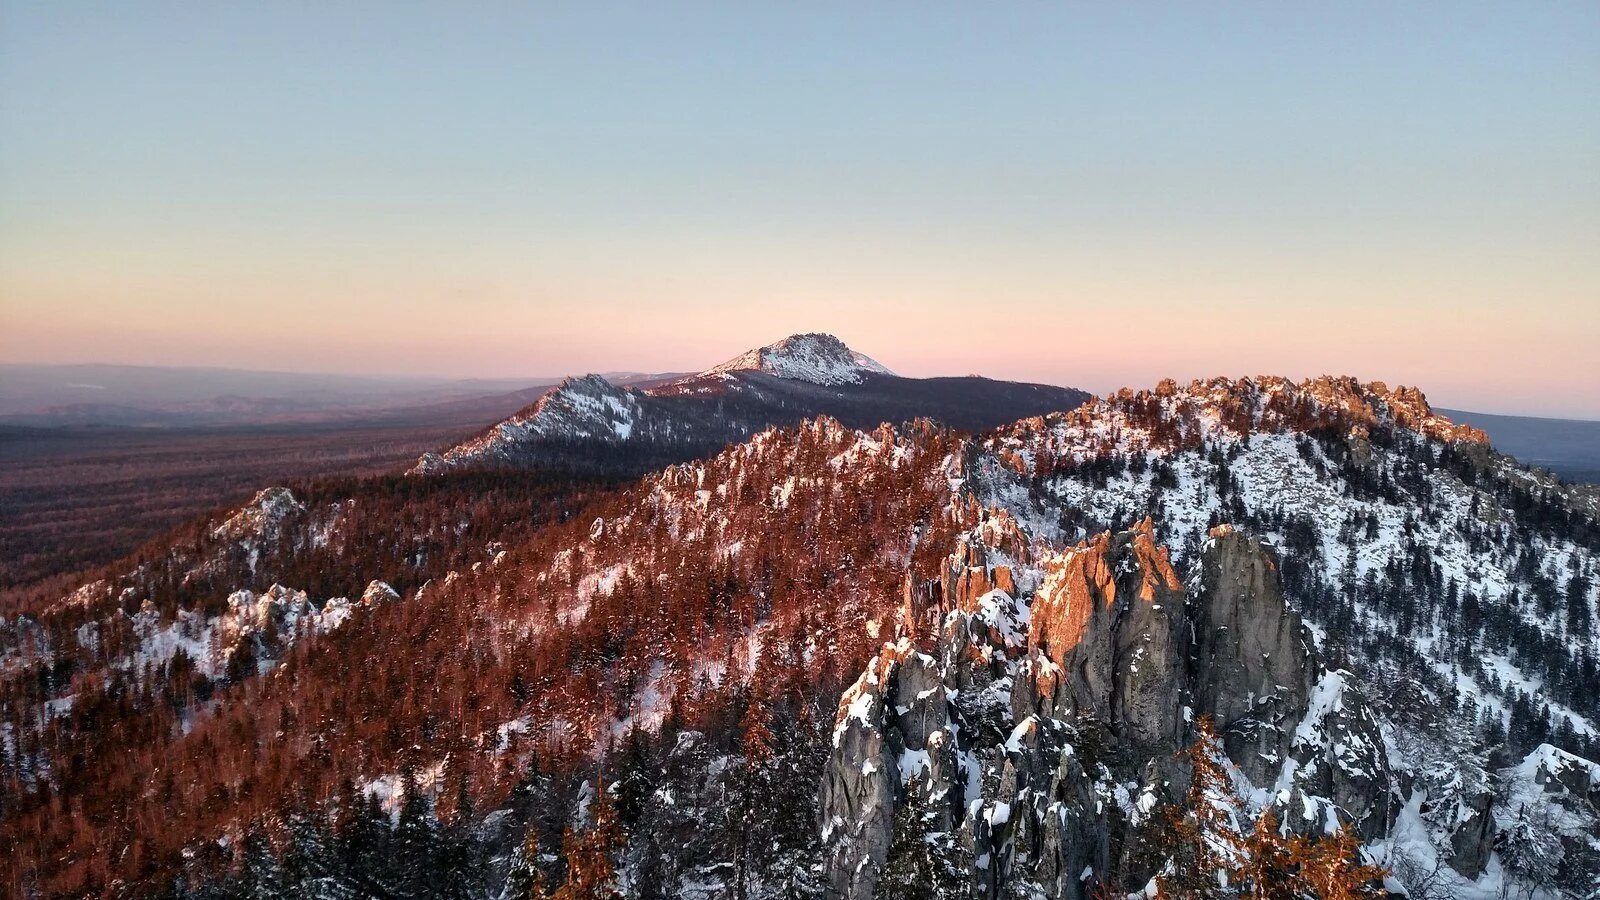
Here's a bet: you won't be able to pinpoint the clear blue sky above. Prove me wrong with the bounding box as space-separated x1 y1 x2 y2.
2 3 1596 415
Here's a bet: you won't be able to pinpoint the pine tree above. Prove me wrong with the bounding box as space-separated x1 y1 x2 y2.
1233 808 1303 899
337 788 395 899
235 828 290 899
730 678 778 900
550 779 624 900
432 761 483 900
392 768 442 897
502 824 548 900
280 812 335 898
1156 716 1245 898
613 725 657 828
1295 825 1386 899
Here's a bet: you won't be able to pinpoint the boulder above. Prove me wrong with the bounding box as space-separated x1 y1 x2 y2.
1447 787 1495 878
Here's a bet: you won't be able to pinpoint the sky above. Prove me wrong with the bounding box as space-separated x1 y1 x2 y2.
1 3 1596 417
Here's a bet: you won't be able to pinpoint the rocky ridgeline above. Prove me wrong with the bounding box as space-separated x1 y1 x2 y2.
989 375 1488 474
409 333 1088 475
821 523 1404 899
413 374 647 474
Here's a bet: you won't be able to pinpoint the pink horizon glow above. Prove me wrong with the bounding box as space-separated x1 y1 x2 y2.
3 296 1595 419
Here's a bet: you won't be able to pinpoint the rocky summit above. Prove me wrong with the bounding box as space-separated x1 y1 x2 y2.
821 521 1400 899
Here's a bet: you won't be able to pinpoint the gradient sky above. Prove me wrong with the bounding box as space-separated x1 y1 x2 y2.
2 3 1597 416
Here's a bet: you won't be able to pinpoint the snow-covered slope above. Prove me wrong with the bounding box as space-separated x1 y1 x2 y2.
703 332 893 385
413 374 643 473
11 371 1598 898
813 378 1599 897
977 377 1598 749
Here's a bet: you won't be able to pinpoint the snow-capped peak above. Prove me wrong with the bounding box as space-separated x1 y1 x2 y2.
704 333 893 386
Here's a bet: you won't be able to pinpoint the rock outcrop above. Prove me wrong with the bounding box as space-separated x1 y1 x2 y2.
1492 744 1600 884
1186 525 1316 784
981 716 1108 900
821 643 953 900
1278 669 1397 840
821 522 1408 899
1447 787 1496 878
1013 521 1186 754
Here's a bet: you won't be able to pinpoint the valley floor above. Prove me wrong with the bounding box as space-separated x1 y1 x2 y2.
0 418 481 602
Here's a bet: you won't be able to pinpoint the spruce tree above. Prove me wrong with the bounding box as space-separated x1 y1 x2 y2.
502 825 548 900
736 693 775 889
392 769 441 897
236 829 290 900
873 776 964 900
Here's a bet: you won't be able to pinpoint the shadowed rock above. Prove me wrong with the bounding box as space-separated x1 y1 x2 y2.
1187 525 1316 784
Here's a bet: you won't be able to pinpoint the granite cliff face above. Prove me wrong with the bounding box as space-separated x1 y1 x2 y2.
820 523 1399 899
1186 525 1315 786
1013 521 1187 754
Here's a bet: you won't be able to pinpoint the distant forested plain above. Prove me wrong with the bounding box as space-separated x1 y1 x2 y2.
0 418 484 601
1443 408 1600 485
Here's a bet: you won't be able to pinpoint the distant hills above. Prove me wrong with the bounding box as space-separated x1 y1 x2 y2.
1443 408 1600 484
4 361 1594 487
0 364 681 428
411 333 1090 474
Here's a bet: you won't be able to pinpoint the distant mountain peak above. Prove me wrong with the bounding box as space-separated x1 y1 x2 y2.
410 333 1085 475
704 333 893 386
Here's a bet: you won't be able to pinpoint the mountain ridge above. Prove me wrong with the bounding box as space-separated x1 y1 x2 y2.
411 333 1091 475
4 369 1598 897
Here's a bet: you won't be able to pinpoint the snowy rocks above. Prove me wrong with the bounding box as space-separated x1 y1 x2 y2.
1500 742 1600 816
822 577 1036 900
413 375 644 473
1185 547 1401 842
319 581 398 631
210 487 304 544
822 516 1426 896
360 580 400 606
1280 670 1398 840
907 506 1035 642
1492 744 1600 890
942 539 998 618
987 716 1108 900
1446 787 1496 878
820 643 923 900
